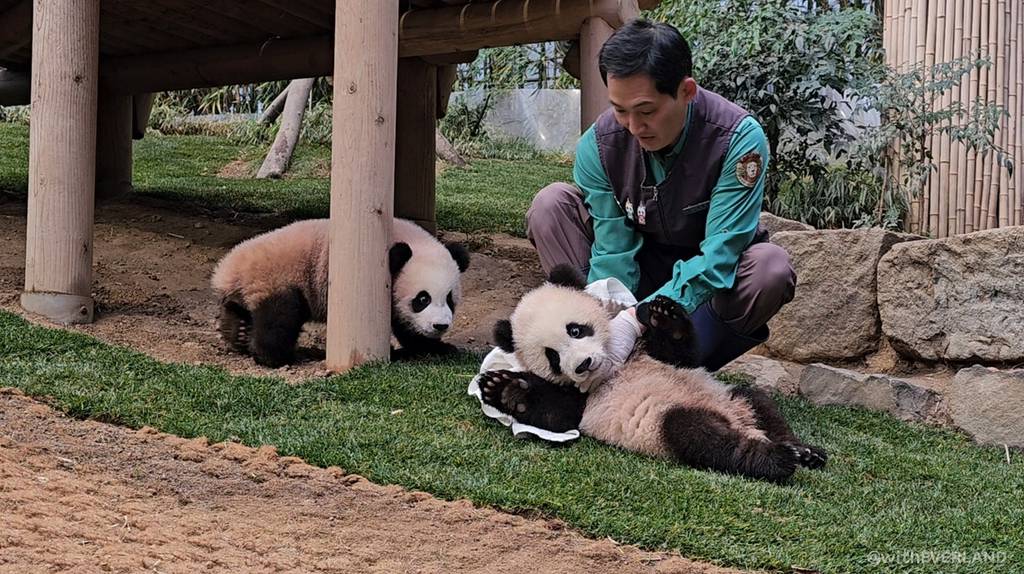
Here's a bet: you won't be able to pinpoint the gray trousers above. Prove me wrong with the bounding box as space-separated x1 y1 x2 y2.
525 182 796 336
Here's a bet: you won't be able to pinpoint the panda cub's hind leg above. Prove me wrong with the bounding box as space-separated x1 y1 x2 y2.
636 295 699 368
730 386 828 470
661 406 799 483
479 370 588 433
249 288 311 368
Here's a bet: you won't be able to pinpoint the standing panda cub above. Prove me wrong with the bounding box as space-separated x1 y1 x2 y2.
480 265 826 483
211 218 470 367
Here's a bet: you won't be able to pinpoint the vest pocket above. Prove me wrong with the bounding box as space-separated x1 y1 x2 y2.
679 200 711 215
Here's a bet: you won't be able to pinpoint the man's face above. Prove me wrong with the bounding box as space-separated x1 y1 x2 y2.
607 73 695 152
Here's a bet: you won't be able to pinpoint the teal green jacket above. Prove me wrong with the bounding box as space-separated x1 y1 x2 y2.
573 107 769 313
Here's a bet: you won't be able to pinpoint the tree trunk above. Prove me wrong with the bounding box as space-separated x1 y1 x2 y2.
435 128 466 167
259 85 289 124
256 78 314 179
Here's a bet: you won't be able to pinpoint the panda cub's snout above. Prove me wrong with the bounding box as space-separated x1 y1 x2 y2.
575 357 593 374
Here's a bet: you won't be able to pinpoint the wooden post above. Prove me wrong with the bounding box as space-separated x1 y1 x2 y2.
21 0 100 324
580 17 613 132
325 0 398 373
395 57 438 233
95 88 134 200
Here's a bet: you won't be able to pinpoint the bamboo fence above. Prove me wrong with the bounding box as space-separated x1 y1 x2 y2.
884 0 1023 237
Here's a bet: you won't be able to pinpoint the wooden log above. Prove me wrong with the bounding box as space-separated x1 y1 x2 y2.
132 93 155 140
580 16 614 131
325 0 398 373
21 0 100 324
259 85 290 125
394 57 438 233
256 77 314 179
95 88 134 200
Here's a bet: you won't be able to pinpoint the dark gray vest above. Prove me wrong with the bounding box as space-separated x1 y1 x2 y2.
593 87 756 297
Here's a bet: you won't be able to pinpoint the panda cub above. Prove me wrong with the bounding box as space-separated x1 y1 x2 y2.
479 265 826 483
211 218 470 367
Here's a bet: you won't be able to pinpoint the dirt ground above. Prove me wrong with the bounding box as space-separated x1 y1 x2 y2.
0 196 745 574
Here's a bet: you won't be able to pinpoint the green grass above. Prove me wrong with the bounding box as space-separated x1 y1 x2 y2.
1 310 1020 574
0 123 571 236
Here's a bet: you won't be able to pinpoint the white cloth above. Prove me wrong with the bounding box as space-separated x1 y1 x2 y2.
468 278 639 442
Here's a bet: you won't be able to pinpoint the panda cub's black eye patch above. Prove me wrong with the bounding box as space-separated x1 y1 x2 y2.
446 291 455 310
566 322 594 339
411 291 431 313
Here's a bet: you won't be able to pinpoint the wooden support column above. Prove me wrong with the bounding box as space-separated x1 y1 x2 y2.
580 16 614 131
21 0 100 324
395 57 438 233
95 88 134 201
326 0 399 373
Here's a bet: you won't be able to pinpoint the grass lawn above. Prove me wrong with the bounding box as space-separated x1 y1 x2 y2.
0 123 570 237
1 121 1021 572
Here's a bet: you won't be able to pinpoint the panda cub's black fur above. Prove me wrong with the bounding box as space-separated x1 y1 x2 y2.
480 265 827 483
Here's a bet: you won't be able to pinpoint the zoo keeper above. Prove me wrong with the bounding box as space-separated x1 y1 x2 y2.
526 19 796 372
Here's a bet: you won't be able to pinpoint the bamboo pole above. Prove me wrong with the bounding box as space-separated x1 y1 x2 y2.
970 0 985 231
911 0 928 234
952 0 966 234
885 0 895 68
325 0 398 373
21 0 100 324
978 0 993 229
960 0 975 233
996 0 1009 228
1015 0 1023 225
929 0 945 236
983 0 999 229
937 0 954 238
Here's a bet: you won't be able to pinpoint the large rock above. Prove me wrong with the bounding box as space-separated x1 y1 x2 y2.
765 229 920 362
759 212 814 235
950 366 1024 448
877 227 1024 362
720 354 803 395
799 364 950 424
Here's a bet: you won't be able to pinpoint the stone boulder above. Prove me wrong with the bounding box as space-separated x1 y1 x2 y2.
765 229 920 362
720 354 803 395
759 212 814 235
950 366 1024 448
799 364 950 424
877 227 1024 362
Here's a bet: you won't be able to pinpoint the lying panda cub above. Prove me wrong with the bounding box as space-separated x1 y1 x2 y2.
211 218 470 367
480 265 827 483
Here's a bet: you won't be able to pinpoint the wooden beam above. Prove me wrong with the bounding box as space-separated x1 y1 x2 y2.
325 0 398 373
0 68 29 106
21 0 100 324
395 57 437 233
398 0 641 58
101 35 333 94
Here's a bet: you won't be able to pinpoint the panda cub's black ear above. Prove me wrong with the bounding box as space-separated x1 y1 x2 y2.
547 264 586 290
493 319 515 353
389 242 413 276
446 243 471 273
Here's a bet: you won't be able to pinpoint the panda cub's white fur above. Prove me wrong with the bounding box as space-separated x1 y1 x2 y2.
212 217 469 367
482 265 827 483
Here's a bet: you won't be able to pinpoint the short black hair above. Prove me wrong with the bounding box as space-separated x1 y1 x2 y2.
598 19 694 97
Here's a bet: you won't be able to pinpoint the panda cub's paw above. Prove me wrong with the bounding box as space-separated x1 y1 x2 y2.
789 443 828 470
637 295 692 342
479 370 534 416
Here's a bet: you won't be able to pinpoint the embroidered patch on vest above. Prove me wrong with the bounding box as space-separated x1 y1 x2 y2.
624 198 635 221
736 151 763 187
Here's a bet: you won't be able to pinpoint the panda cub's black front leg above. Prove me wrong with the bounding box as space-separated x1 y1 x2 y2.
636 295 699 368
479 370 588 433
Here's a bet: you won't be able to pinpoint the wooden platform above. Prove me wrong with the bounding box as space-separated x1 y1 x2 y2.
0 0 653 372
